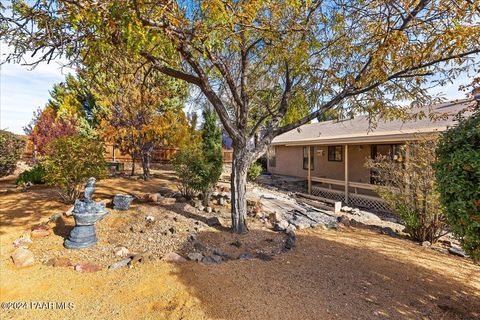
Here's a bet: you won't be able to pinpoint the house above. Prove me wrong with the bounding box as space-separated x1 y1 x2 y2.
268 99 476 212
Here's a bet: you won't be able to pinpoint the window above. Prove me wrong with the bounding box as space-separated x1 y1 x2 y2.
268 146 276 167
303 147 314 170
328 146 342 162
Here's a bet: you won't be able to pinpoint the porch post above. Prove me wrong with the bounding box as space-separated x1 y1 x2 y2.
307 146 312 194
344 144 349 204
405 143 410 195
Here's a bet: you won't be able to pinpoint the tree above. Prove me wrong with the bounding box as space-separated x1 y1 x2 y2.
85 52 189 180
0 130 26 177
172 108 223 203
199 108 223 204
366 137 447 243
42 135 107 203
2 0 479 233
435 100 480 261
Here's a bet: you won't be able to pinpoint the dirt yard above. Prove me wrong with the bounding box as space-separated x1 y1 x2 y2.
1 171 479 320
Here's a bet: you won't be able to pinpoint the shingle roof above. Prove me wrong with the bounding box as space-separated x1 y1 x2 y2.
272 99 475 146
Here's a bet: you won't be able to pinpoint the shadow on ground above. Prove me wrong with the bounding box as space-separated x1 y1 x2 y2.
171 229 480 320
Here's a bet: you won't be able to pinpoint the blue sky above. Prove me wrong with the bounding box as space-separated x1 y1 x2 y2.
0 52 475 135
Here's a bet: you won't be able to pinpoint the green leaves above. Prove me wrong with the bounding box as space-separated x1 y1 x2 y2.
435 103 480 261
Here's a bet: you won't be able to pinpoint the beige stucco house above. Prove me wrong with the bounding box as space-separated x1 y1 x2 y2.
268 99 475 212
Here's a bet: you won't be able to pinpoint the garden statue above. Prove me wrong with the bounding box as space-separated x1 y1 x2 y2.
64 178 108 249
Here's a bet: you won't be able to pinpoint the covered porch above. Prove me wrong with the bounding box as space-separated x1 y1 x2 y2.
269 142 408 213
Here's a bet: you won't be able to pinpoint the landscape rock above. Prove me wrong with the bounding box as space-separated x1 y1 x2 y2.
448 245 468 258
341 206 353 213
284 230 296 250
218 198 225 206
46 257 72 267
114 246 130 257
48 213 63 222
130 252 152 265
11 248 35 267
256 252 273 261
202 254 223 264
31 224 52 238
159 197 176 206
421 241 431 247
380 227 397 237
145 215 155 223
65 206 74 217
187 252 204 262
238 252 254 260
109 258 132 270
12 233 33 248
74 262 102 273
206 217 224 227
268 211 283 223
273 220 289 231
113 194 134 210
198 205 205 212
337 215 351 227
162 252 186 263
205 207 213 213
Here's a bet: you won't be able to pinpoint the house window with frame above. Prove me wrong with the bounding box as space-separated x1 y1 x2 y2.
268 146 276 167
303 147 314 170
328 146 343 162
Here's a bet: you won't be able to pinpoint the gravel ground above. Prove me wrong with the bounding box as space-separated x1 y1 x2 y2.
1 172 479 319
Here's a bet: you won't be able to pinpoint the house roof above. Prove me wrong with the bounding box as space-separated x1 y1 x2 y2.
272 99 475 146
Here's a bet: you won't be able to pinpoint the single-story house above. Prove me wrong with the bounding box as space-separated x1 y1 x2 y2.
268 99 476 212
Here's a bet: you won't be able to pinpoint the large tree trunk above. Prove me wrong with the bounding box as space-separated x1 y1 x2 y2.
141 151 151 180
231 147 249 234
131 153 136 176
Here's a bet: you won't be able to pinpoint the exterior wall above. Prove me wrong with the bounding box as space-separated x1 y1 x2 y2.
269 145 308 178
268 144 372 184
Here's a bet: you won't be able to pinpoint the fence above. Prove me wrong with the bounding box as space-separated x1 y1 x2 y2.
22 140 233 164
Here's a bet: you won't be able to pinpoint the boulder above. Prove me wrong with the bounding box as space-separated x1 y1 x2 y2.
206 217 224 227
74 262 102 273
162 252 186 263
187 252 204 262
31 224 52 238
11 248 34 267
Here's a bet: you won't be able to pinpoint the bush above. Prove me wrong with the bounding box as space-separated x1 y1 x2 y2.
42 136 107 203
435 103 480 261
16 164 46 185
172 109 223 204
172 146 204 199
366 137 447 243
0 130 26 177
247 162 263 182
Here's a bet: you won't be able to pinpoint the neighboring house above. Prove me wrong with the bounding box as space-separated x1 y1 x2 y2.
268 99 476 212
